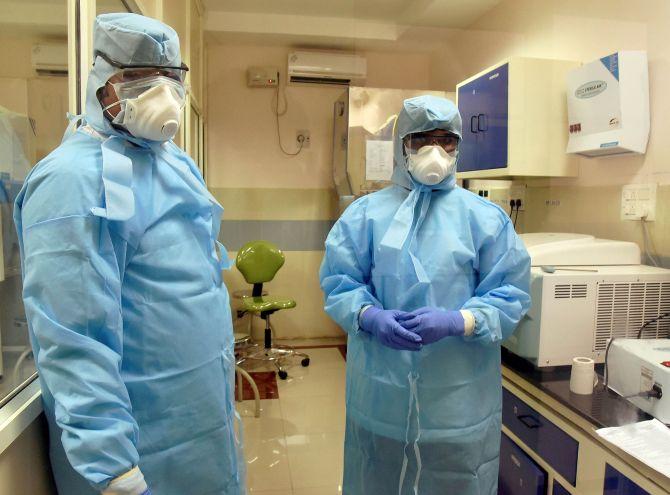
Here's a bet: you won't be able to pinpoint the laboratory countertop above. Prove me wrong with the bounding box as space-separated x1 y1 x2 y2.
501 348 653 429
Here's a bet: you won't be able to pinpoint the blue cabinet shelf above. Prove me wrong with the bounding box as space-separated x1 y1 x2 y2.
456 58 579 178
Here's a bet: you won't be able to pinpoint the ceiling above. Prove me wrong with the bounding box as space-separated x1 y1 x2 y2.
0 0 131 38
203 0 502 51
203 0 501 28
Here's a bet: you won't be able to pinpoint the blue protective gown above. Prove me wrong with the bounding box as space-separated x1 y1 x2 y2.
14 13 244 494
320 96 531 495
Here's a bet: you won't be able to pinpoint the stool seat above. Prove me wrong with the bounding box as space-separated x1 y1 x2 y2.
240 295 296 314
235 240 308 379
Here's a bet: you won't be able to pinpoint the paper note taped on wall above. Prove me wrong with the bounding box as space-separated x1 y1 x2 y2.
365 140 394 181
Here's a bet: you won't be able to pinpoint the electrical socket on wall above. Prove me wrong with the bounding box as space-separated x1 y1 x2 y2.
477 186 526 212
621 183 657 221
296 130 311 149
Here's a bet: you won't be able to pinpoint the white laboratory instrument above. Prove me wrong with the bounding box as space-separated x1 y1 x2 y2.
566 51 649 157
608 339 670 423
504 233 670 367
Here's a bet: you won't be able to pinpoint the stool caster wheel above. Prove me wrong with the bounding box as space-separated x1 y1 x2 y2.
278 370 288 380
301 358 310 367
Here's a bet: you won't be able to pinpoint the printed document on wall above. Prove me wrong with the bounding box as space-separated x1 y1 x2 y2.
365 140 393 181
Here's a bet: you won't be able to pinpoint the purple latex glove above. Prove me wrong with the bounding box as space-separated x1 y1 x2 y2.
360 307 422 351
397 307 465 344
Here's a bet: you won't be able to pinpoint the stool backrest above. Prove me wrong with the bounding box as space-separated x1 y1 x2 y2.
235 240 285 284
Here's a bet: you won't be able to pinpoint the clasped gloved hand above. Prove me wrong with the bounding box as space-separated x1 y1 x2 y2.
360 307 422 351
397 307 465 344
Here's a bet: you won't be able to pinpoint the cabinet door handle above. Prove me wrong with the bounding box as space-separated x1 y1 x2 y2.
478 113 488 131
470 115 479 133
517 414 542 429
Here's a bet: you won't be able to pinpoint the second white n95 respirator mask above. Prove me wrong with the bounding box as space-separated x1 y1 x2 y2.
406 145 457 186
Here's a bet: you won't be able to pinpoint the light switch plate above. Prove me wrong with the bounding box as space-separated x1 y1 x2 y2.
621 183 657 221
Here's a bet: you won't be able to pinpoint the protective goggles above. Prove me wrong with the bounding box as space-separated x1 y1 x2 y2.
404 132 459 154
109 76 187 107
95 51 189 83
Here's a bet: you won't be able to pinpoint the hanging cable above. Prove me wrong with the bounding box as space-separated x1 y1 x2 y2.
512 204 520 228
513 199 521 229
641 216 661 267
271 73 288 117
636 311 670 339
603 312 670 389
272 72 304 157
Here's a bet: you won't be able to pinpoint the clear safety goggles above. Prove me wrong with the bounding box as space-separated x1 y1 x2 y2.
96 51 188 83
404 132 459 154
110 76 188 108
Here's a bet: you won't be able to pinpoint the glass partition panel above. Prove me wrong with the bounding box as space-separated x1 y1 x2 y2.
0 0 69 406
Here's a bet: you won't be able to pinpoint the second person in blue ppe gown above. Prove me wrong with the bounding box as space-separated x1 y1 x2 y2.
320 95 531 494
14 13 244 495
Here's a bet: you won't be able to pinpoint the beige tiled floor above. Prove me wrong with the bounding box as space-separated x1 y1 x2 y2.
236 347 346 494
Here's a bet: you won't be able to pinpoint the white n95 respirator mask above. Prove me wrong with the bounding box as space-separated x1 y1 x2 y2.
406 145 457 186
105 76 186 142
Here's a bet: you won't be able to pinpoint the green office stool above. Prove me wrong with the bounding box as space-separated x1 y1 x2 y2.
236 240 310 379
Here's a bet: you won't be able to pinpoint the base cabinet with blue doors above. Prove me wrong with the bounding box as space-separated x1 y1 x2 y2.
499 433 547 495
499 375 669 495
604 465 651 495
456 57 579 179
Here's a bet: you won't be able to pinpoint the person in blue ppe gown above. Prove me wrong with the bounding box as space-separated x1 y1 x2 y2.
14 13 244 495
319 95 531 495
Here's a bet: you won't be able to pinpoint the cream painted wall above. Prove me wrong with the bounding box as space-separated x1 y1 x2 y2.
207 43 438 339
441 0 670 188
206 44 435 190
435 0 670 259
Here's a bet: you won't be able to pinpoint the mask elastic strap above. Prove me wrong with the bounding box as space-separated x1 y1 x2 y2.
398 371 422 495
102 99 126 125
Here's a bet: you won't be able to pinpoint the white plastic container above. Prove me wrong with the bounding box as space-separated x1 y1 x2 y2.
566 51 649 157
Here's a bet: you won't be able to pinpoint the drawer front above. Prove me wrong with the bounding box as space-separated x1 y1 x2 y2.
553 481 571 495
604 464 650 495
502 388 579 485
499 433 548 495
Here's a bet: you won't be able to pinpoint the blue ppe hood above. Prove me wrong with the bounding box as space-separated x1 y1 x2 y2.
380 95 462 284
76 13 184 222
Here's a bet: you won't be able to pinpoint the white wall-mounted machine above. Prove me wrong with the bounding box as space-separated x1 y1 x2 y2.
288 51 366 85
566 51 649 157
